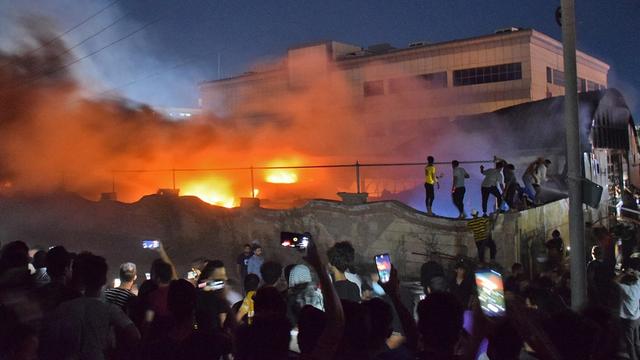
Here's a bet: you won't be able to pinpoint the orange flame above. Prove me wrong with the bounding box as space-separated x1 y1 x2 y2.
265 169 299 184
181 177 236 208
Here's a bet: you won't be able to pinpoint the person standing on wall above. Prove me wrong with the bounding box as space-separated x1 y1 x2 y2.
424 156 439 216
480 161 504 217
451 160 470 219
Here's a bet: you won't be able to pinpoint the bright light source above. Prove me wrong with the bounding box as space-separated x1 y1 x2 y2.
265 170 298 184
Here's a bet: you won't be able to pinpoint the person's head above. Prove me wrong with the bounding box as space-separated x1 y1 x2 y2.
362 298 393 353
511 262 524 276
199 259 227 283
327 241 355 275
507 163 515 171
119 262 137 283
591 245 603 261
46 246 71 280
288 264 313 288
151 259 173 285
235 315 291 360
32 250 47 270
420 260 445 293
552 230 561 239
244 273 260 293
253 246 263 257
417 292 464 354
253 286 286 317
496 161 504 169
168 279 196 322
260 261 282 286
452 160 459 168
471 209 479 218
544 159 552 167
487 320 524 360
73 252 108 295
0 241 29 273
427 156 434 165
297 305 326 354
243 244 252 254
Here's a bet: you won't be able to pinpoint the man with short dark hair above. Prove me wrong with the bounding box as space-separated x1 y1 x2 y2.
32 250 50 287
105 262 137 311
480 161 504 217
467 210 496 263
451 160 470 219
247 245 265 280
327 242 360 302
424 156 439 216
38 246 79 313
40 252 140 359
260 261 282 287
236 244 253 282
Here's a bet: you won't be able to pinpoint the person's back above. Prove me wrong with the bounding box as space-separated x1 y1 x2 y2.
481 167 502 188
417 292 463 360
105 262 138 312
40 253 139 360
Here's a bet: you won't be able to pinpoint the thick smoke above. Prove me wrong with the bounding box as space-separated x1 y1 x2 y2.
0 22 504 215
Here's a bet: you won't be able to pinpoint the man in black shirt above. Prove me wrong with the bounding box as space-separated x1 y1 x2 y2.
236 244 253 283
327 242 360 302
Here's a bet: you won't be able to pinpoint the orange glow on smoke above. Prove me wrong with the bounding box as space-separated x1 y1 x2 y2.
181 178 236 208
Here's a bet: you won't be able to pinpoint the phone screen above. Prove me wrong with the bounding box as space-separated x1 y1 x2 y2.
475 269 506 317
374 253 392 284
280 232 309 249
142 240 159 249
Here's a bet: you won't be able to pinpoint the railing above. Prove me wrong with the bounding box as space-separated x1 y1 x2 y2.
109 159 493 200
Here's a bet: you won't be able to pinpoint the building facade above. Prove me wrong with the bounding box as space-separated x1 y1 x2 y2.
200 28 609 122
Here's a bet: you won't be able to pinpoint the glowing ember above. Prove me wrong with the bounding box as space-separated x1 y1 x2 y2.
265 170 298 184
181 178 236 208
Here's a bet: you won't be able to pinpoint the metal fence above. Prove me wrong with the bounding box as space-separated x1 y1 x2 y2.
109 159 494 209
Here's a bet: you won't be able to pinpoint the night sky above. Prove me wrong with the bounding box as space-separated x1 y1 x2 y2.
1 0 638 118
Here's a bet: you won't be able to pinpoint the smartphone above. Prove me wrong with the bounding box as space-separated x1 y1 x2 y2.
475 269 506 317
187 270 198 280
142 240 160 249
145 272 151 280
113 278 121 288
280 232 310 249
198 280 225 291
374 253 392 284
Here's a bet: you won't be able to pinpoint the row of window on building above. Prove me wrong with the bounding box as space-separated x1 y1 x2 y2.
546 66 605 92
363 62 523 96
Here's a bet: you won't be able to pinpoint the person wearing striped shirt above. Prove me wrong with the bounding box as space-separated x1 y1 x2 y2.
105 262 137 311
467 210 496 263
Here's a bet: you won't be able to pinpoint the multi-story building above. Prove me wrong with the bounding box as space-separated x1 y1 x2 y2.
200 27 609 121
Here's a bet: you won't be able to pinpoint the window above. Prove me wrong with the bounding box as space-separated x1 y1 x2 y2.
579 78 586 92
546 67 553 83
552 69 565 87
363 80 384 96
587 80 599 91
389 71 447 93
453 62 522 86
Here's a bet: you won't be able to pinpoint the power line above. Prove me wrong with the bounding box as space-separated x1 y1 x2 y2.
0 0 120 69
6 3 181 92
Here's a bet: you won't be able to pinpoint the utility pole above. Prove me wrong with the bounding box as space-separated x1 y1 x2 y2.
560 0 587 310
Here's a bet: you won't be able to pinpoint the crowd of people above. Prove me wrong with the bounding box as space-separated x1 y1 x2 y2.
1 223 640 360
425 156 552 218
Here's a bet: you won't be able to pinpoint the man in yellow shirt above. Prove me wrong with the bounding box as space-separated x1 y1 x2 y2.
424 156 439 215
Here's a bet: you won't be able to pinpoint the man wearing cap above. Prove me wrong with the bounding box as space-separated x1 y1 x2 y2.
105 262 137 311
467 210 496 263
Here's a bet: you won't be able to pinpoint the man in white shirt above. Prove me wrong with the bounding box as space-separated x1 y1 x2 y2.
451 160 470 219
618 265 640 360
480 161 504 217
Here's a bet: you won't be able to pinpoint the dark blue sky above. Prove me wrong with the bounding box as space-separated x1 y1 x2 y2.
1 0 638 118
